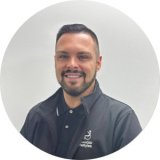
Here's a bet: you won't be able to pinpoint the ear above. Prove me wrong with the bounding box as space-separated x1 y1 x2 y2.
96 56 102 71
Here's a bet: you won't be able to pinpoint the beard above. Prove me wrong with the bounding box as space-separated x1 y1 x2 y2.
59 69 96 97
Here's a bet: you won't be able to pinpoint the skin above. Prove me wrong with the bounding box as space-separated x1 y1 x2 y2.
55 33 102 108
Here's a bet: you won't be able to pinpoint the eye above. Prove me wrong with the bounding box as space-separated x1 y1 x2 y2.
78 54 91 61
56 54 69 61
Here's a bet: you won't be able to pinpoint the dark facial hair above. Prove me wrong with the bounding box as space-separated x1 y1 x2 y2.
59 69 96 97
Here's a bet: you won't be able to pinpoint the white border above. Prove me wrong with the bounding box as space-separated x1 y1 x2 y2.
0 0 160 160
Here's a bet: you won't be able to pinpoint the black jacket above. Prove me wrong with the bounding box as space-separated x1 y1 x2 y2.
21 81 142 159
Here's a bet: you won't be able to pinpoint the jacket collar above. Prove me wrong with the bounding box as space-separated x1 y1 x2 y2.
54 79 102 115
81 80 102 115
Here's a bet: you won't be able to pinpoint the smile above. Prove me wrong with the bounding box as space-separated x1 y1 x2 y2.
64 73 83 78
62 70 86 79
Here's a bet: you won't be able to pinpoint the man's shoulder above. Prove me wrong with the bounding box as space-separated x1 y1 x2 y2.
95 93 138 127
94 82 132 113
27 88 62 120
100 93 133 115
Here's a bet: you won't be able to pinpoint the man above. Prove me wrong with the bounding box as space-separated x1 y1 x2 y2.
21 24 142 159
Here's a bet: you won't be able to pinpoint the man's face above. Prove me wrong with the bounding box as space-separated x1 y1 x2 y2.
55 33 102 97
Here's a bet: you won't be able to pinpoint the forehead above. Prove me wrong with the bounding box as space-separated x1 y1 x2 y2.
56 33 96 51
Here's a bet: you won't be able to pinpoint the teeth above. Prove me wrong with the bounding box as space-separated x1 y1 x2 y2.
67 75 80 78
64 74 82 78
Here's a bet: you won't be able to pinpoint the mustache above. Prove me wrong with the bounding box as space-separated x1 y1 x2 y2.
61 69 86 77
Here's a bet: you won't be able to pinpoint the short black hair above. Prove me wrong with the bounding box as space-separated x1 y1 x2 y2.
56 24 100 54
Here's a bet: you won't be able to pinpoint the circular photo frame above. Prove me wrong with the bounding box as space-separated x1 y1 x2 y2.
0 0 159 159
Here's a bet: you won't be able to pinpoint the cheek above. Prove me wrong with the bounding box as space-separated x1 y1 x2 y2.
55 62 63 72
83 65 96 77
55 64 62 79
55 63 68 80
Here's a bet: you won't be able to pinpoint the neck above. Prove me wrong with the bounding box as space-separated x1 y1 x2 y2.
63 80 96 109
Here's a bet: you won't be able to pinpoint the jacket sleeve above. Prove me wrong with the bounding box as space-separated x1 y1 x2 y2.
20 108 57 155
112 109 142 152
20 107 41 143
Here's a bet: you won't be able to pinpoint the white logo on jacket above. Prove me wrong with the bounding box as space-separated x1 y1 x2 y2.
80 130 93 148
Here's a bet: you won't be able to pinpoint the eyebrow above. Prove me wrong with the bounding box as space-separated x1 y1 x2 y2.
56 51 92 55
77 51 92 55
56 51 68 54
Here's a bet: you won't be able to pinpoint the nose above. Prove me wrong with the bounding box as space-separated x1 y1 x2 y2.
66 57 79 69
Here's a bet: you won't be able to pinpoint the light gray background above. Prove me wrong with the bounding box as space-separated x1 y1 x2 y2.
0 1 159 131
